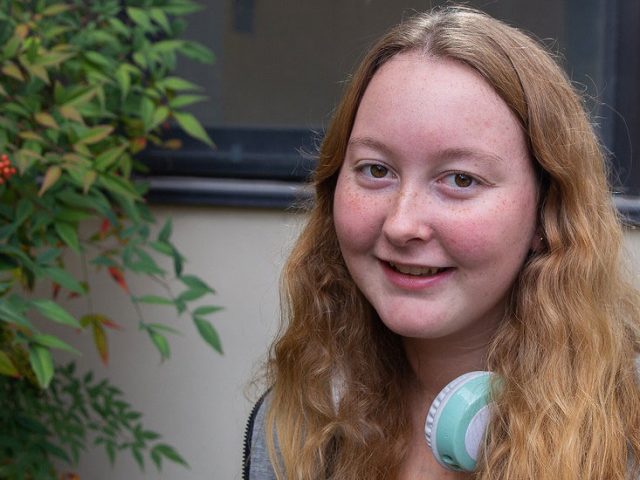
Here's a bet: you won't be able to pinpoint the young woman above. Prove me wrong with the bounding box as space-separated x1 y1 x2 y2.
244 6 640 479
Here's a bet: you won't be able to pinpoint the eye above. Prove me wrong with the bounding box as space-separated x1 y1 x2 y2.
442 172 477 188
362 164 389 179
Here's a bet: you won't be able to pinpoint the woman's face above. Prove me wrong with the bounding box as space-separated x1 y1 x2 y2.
333 52 539 342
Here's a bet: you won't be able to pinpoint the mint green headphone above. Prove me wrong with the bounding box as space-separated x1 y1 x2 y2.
424 371 495 472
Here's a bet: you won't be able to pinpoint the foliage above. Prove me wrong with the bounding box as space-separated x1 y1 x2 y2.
0 0 220 476
0 364 188 479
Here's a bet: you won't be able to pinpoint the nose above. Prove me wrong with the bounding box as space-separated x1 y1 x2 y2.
381 187 433 246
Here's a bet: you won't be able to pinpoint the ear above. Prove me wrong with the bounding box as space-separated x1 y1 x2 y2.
530 229 544 253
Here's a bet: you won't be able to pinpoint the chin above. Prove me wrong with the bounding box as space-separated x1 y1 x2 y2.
378 316 459 340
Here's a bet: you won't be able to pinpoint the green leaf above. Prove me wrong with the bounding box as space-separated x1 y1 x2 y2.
38 165 62 196
159 76 201 91
26 63 51 84
142 430 161 441
147 323 180 335
179 41 215 64
127 7 155 31
156 220 172 244
2 61 24 81
152 39 185 54
42 440 71 462
35 111 59 129
132 447 145 471
15 198 34 227
54 221 81 252
0 351 20 378
32 334 81 355
2 35 22 59
148 330 170 361
42 267 85 294
149 240 173 256
175 299 187 315
115 65 131 100
35 248 62 265
171 245 184 276
94 144 127 172
149 8 171 33
0 301 33 329
150 105 169 130
135 295 174 306
97 173 140 200
132 51 148 69
168 94 208 109
77 125 114 145
41 3 73 16
55 206 92 223
150 443 188 470
60 87 97 108
178 288 207 302
92 322 108 364
15 414 49 434
31 299 81 328
193 317 222 354
138 97 154 129
193 305 223 317
108 18 130 37
162 0 203 15
106 441 116 465
83 170 97 193
180 275 214 293
0 244 36 271
173 111 213 146
124 247 164 275
29 344 54 388
35 50 76 67
58 104 84 124
84 51 114 70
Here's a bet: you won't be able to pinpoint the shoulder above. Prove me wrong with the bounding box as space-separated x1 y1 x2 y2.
243 391 277 480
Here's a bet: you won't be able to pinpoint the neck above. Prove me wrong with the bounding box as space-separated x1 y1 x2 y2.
398 329 494 480
402 325 496 402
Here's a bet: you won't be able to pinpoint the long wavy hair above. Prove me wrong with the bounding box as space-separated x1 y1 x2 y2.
265 6 640 479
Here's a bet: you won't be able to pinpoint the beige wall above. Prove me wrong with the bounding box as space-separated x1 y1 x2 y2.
64 206 302 480
64 205 640 479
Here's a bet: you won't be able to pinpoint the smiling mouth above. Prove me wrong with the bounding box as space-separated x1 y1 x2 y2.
387 262 449 277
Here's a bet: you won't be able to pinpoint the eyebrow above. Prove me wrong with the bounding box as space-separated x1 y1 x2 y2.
436 147 507 166
347 136 507 166
347 136 395 157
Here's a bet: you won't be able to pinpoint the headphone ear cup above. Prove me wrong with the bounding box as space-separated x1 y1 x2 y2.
424 371 494 472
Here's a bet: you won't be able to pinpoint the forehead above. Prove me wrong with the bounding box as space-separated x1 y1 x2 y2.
349 52 529 164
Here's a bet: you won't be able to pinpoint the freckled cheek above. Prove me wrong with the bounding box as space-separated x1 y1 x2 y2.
440 202 534 262
439 218 491 258
333 187 384 250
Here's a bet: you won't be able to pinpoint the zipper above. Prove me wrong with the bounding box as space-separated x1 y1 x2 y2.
242 391 269 480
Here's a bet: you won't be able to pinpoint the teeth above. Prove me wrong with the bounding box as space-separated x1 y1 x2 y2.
389 262 443 276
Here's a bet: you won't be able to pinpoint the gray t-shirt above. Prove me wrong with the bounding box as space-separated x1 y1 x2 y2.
244 393 276 480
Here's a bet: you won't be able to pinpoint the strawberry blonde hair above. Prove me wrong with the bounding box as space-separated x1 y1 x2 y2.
265 6 640 479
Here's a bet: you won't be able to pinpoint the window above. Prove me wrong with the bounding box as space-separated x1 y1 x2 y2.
142 0 640 221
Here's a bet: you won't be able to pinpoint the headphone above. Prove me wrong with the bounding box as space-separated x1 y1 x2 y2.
424 371 495 472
